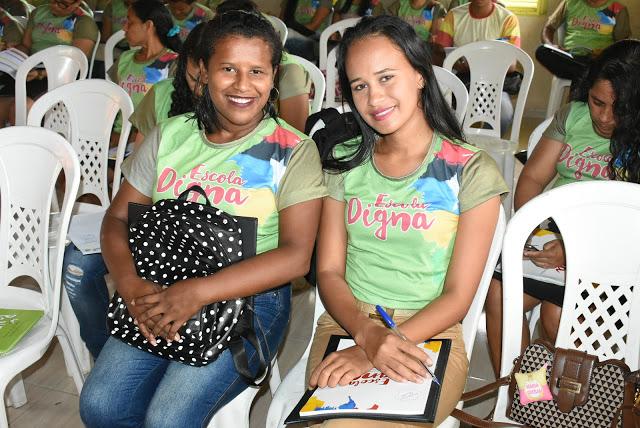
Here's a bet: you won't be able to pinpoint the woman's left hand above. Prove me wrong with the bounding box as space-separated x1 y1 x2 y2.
134 280 203 341
309 345 374 388
525 239 565 269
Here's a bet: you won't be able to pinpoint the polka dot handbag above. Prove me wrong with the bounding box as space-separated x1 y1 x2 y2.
106 186 270 385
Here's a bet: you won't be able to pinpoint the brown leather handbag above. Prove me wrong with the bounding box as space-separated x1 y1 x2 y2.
451 339 639 428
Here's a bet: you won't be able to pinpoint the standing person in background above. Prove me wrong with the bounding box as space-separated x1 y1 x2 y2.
374 0 445 43
167 0 213 41
108 0 181 140
307 16 507 427
434 0 520 135
281 0 333 61
535 0 630 82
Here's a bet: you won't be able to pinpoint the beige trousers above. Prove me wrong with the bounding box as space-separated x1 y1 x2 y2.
304 301 469 428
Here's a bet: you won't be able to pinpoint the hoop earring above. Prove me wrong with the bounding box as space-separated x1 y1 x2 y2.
269 87 280 103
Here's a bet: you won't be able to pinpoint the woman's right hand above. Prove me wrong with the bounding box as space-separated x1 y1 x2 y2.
120 276 163 344
359 322 432 383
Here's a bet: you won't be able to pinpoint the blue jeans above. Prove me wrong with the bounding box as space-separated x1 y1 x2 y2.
62 243 110 358
80 285 291 428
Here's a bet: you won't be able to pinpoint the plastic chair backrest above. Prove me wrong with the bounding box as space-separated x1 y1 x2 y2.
443 40 534 143
527 117 552 157
14 15 28 27
27 79 134 206
14 45 88 126
324 48 339 109
88 31 101 77
433 65 469 125
287 54 326 114
319 18 360 71
495 181 640 421
104 30 125 82
0 126 80 334
266 15 288 45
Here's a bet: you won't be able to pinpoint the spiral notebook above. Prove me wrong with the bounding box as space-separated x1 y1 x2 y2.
285 335 451 424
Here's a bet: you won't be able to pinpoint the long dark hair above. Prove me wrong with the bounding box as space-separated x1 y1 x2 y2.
325 16 464 172
572 39 640 183
131 0 183 53
169 22 205 117
193 11 282 134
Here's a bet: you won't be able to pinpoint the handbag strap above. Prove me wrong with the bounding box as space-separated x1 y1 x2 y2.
450 376 527 427
177 185 211 206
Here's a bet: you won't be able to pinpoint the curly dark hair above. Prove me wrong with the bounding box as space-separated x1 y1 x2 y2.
193 11 282 134
324 16 464 172
571 39 640 183
169 22 205 117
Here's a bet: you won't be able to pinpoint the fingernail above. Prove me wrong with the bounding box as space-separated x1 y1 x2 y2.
416 377 424 384
131 299 135 306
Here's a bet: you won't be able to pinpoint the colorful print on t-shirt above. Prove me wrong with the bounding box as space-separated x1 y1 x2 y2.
564 0 624 53
334 134 484 309
154 118 308 254
173 3 213 41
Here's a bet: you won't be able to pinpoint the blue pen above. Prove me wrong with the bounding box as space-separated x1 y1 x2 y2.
375 305 441 386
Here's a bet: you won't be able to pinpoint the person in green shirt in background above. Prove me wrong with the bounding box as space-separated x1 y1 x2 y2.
108 0 181 138
167 0 213 41
281 0 334 61
101 0 132 43
375 0 445 42
536 0 630 81
486 40 640 378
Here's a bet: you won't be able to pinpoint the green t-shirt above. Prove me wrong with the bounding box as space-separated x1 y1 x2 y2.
326 133 508 309
543 101 612 187
26 3 97 53
111 48 178 131
171 2 213 42
291 0 334 32
129 77 175 137
278 52 311 101
0 8 25 47
563 0 628 54
384 0 445 41
122 116 327 254
103 0 128 35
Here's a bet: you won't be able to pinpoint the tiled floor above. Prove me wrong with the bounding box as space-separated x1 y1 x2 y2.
5 117 545 427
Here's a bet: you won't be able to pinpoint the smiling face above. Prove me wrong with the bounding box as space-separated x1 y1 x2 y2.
588 79 617 138
345 35 425 137
200 35 275 134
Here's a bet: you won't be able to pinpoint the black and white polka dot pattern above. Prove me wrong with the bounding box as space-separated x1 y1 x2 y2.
107 193 251 367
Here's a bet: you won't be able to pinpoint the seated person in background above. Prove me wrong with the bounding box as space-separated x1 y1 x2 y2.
485 39 640 377
101 0 133 44
535 0 630 81
280 0 333 61
0 6 25 125
434 0 520 135
0 0 98 125
167 0 213 41
307 15 507 427
216 0 313 132
374 0 445 43
333 0 373 22
108 0 181 142
0 0 32 16
198 0 221 10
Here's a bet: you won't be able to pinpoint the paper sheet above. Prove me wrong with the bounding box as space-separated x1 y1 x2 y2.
67 210 107 255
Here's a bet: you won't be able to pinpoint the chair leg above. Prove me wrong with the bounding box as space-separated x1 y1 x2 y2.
55 326 86 394
1 376 12 428
60 289 92 374
6 374 27 408
268 360 281 396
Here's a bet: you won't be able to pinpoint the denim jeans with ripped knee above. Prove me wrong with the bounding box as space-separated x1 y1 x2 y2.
62 243 110 358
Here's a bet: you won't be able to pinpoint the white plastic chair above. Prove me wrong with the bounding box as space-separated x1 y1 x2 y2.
104 29 126 82
526 117 552 157
443 40 534 144
0 126 81 426
27 79 134 377
266 15 288 46
318 18 360 72
323 47 340 109
266 207 507 428
88 31 101 78
206 359 282 428
14 45 88 126
287 54 326 114
433 66 469 125
493 181 640 423
544 24 571 119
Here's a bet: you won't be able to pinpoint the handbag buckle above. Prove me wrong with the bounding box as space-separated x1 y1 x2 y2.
559 377 582 394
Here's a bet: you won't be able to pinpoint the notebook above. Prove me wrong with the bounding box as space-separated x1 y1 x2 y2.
0 308 45 355
285 335 451 424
